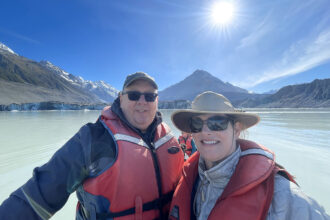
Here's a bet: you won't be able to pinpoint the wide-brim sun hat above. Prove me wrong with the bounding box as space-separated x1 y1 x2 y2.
171 91 260 133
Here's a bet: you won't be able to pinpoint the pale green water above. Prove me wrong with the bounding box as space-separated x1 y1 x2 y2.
0 109 329 218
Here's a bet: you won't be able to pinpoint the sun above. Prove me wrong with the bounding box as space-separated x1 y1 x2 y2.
211 2 235 25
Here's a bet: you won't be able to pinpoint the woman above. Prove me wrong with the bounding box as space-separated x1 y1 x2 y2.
169 91 329 220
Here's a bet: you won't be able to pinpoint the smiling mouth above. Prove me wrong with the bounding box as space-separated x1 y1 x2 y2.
201 140 220 145
136 109 147 113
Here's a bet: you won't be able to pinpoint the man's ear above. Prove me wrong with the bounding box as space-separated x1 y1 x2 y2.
155 94 159 110
119 92 123 103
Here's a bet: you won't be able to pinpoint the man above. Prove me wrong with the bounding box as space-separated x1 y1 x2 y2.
0 72 184 220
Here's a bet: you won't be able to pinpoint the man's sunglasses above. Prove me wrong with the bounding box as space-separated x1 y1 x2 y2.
122 91 158 102
189 116 232 133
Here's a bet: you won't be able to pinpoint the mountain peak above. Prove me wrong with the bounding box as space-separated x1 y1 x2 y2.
191 69 211 76
189 69 216 79
39 60 119 102
159 69 248 101
186 69 226 84
40 60 69 76
0 42 17 55
40 60 52 66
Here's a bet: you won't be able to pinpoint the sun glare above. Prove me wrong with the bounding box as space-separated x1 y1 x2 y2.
211 2 234 25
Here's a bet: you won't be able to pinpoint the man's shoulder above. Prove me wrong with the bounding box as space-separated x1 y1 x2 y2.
85 119 105 134
89 119 117 171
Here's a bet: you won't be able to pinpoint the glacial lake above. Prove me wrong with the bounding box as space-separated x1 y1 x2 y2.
0 108 329 218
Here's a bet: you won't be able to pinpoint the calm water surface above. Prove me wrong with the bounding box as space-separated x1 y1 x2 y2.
1 109 329 218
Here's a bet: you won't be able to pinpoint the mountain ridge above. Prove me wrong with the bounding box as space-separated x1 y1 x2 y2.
0 42 118 105
1 42 329 109
159 69 248 101
0 42 16 55
39 60 119 102
238 78 330 108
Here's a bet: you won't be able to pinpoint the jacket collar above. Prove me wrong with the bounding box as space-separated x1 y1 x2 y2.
198 146 241 187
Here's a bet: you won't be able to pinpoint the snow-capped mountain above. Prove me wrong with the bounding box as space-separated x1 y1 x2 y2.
0 42 118 105
0 42 17 55
40 60 119 102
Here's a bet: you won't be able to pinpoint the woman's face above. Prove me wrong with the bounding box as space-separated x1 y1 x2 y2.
191 114 241 169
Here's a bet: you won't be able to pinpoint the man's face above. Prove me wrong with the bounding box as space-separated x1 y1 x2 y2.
120 80 158 132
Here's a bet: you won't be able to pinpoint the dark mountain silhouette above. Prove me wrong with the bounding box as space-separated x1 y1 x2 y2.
159 69 251 102
238 79 330 107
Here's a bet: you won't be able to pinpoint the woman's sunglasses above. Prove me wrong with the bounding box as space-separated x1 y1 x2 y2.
189 116 232 133
122 91 158 102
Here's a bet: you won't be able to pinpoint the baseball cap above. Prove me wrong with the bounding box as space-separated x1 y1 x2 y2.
123 72 158 90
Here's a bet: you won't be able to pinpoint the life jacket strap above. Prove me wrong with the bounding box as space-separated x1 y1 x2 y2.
95 191 174 220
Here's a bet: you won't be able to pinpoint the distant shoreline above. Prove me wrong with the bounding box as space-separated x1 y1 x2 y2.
0 101 109 111
1 101 330 111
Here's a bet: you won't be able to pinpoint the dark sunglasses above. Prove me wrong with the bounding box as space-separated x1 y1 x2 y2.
189 116 232 133
122 91 158 102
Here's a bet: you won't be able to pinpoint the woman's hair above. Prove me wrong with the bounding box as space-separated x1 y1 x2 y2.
239 129 248 139
233 120 248 139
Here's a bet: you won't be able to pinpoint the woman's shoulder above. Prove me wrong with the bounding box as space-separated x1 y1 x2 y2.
267 174 330 220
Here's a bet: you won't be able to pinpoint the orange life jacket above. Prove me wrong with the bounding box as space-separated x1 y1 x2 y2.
169 139 295 220
80 108 184 220
178 135 193 156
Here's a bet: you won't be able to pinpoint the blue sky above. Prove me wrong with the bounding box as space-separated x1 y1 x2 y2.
1 0 330 93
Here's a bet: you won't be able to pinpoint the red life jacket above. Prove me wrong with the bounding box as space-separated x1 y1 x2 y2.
169 139 295 220
178 135 193 156
80 108 184 220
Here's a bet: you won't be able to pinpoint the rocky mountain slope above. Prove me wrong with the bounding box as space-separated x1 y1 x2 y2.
1 42 329 109
0 42 118 105
40 61 118 102
158 70 329 108
238 78 330 108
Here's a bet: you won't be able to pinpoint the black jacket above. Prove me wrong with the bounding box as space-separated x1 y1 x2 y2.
0 97 163 220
